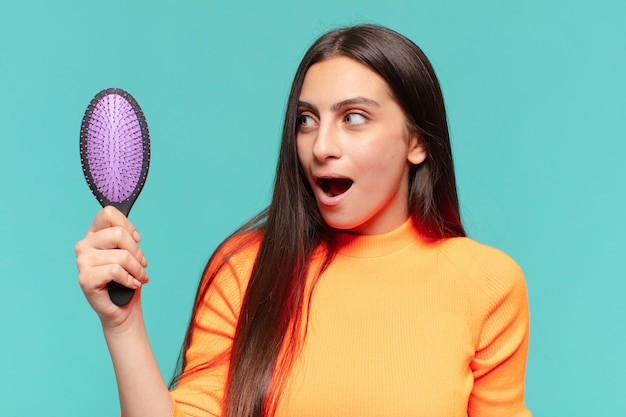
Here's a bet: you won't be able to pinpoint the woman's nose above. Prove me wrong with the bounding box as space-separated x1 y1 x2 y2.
312 121 342 161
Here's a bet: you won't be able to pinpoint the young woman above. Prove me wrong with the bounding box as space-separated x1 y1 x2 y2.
76 24 531 417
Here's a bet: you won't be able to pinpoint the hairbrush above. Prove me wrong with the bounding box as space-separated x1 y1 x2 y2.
79 88 150 306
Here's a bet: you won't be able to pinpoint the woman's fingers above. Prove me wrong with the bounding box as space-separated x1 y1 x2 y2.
78 226 148 267
79 263 142 295
96 249 149 283
78 248 149 286
88 206 142 242
76 206 149 314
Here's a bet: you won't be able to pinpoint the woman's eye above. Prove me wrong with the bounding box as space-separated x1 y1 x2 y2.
345 112 366 125
298 114 316 129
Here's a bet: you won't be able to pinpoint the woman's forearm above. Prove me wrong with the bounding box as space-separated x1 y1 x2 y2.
103 301 174 417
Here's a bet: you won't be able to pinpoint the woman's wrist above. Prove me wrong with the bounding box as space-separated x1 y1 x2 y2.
101 300 145 340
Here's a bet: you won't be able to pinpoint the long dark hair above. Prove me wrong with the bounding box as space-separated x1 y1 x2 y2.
171 24 465 417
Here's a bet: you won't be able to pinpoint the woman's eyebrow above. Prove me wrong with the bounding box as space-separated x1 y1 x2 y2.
331 97 380 112
297 101 318 113
298 97 380 113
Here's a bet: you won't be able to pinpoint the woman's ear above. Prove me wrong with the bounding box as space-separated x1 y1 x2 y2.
407 134 427 165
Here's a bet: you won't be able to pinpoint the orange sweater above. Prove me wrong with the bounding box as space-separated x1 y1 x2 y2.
170 218 531 417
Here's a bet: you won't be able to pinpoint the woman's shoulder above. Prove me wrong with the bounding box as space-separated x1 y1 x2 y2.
202 229 263 282
436 236 526 297
219 229 263 255
212 229 263 267
435 235 520 268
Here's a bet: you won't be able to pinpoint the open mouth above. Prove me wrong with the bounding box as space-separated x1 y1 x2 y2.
317 177 353 197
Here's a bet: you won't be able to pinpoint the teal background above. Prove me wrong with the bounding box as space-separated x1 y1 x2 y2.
1 0 624 415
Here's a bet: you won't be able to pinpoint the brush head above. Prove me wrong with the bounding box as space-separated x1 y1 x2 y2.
80 88 150 217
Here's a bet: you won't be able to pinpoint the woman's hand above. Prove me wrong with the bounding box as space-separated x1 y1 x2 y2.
75 206 149 329
75 207 173 417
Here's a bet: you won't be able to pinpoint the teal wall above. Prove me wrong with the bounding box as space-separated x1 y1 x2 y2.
1 0 624 415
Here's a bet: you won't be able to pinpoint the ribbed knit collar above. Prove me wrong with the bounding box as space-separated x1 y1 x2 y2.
332 217 425 258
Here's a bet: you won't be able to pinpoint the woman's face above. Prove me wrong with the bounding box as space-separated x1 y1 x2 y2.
296 56 426 235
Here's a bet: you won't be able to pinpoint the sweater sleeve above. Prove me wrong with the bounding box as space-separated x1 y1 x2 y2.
468 248 532 417
169 238 256 417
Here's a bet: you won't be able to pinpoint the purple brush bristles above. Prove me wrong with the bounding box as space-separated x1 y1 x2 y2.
85 92 144 203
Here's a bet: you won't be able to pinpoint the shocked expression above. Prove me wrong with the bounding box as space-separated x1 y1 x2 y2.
296 56 426 235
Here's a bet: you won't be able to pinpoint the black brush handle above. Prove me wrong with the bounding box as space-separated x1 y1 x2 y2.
107 202 136 306
107 281 135 306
